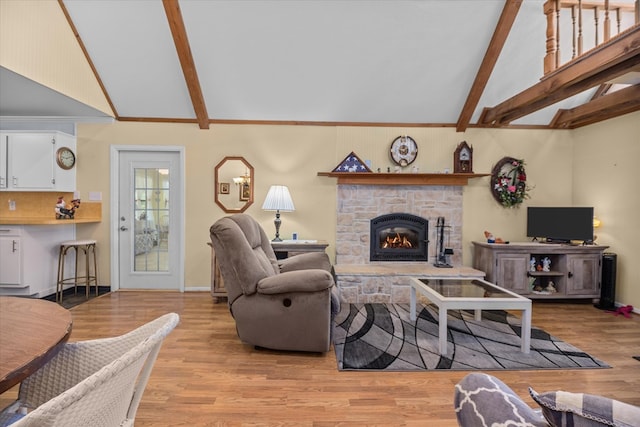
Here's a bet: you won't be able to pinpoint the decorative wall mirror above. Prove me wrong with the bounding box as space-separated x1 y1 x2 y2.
214 156 254 213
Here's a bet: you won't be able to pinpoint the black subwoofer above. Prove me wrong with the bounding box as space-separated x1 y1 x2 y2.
595 252 617 310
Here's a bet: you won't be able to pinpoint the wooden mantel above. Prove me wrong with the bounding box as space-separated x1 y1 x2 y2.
317 172 489 186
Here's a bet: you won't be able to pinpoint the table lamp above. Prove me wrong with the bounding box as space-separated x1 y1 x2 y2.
262 185 295 241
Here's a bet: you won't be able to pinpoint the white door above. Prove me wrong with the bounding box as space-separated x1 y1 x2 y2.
114 148 184 290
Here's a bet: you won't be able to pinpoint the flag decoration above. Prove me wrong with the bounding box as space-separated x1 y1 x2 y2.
332 152 372 173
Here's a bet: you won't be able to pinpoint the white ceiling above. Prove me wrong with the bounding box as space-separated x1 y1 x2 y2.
2 0 637 127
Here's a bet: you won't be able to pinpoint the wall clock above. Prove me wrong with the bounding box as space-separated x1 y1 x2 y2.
56 146 76 170
453 141 473 173
390 135 418 167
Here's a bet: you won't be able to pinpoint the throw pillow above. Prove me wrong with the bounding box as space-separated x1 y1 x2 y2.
530 388 640 427
454 373 548 427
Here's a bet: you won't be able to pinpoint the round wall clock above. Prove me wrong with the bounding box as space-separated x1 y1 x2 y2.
390 135 418 167
56 146 76 170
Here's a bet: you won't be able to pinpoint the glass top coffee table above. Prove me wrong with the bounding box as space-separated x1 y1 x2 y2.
409 277 532 356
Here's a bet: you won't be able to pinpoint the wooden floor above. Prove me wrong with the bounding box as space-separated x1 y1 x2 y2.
2 291 639 426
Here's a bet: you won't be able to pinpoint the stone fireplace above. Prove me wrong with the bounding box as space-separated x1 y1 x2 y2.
335 183 464 302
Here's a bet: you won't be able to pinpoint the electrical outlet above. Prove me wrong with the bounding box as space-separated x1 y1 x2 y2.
8 200 16 211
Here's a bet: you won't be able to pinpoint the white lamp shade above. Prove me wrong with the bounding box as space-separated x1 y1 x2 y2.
262 185 295 212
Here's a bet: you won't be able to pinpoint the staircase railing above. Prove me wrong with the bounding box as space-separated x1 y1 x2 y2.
544 0 639 74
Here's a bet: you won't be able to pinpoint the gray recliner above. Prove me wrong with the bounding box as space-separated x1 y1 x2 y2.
210 214 338 353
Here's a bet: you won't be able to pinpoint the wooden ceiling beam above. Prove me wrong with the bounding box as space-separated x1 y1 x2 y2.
480 26 640 126
590 83 613 100
162 0 209 130
456 0 522 133
550 84 640 128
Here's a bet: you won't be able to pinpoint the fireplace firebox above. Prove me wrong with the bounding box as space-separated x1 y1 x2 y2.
370 213 429 261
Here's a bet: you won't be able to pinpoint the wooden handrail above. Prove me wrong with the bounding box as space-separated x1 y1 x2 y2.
544 0 639 73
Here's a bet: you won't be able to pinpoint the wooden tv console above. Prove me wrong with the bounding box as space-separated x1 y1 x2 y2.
472 241 609 300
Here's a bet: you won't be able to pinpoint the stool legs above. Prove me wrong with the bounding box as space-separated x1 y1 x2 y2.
84 243 98 298
56 243 98 304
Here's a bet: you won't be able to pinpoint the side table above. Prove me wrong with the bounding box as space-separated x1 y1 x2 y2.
208 242 227 303
271 240 329 259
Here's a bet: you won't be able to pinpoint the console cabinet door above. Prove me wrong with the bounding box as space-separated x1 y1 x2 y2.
566 254 601 296
496 254 529 294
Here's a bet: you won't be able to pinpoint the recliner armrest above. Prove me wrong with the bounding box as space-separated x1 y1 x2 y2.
278 252 331 273
257 269 333 294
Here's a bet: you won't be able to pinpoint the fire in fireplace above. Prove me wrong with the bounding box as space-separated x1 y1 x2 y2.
382 233 413 249
370 213 428 261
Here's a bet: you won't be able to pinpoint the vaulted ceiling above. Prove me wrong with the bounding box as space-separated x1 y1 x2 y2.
1 0 639 130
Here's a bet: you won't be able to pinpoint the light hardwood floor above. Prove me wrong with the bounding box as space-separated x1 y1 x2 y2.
2 291 639 426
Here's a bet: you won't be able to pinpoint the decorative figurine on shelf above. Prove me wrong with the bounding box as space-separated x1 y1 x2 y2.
55 197 81 219
530 256 537 272
542 257 551 272
547 281 557 293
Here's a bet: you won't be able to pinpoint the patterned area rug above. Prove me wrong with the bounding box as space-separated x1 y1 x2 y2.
334 303 609 371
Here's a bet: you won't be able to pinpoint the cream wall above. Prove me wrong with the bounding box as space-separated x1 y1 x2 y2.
572 111 640 309
0 0 112 116
76 121 576 292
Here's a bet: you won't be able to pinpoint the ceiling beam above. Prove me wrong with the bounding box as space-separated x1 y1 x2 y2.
550 84 640 128
456 0 522 133
590 83 613 100
480 25 640 126
162 0 209 130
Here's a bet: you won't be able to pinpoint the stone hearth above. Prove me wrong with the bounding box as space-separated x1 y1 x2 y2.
335 184 464 303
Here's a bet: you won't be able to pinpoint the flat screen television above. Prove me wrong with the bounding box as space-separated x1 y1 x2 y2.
527 207 594 243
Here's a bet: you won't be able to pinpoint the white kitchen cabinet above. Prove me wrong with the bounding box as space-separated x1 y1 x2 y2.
0 131 76 192
0 227 22 286
0 134 7 189
0 225 75 297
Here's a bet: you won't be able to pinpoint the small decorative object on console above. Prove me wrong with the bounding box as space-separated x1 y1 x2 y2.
389 136 418 167
453 141 473 173
484 230 507 244
542 257 551 272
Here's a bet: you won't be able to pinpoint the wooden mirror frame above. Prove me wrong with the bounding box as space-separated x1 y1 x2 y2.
214 156 254 213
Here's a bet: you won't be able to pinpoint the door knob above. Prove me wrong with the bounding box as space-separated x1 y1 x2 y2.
120 226 128 231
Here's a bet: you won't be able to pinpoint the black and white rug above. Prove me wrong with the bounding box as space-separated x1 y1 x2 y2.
334 303 609 371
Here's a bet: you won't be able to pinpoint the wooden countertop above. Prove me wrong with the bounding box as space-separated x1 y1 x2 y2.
0 192 102 225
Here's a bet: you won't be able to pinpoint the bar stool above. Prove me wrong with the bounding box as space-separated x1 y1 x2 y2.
56 239 98 303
